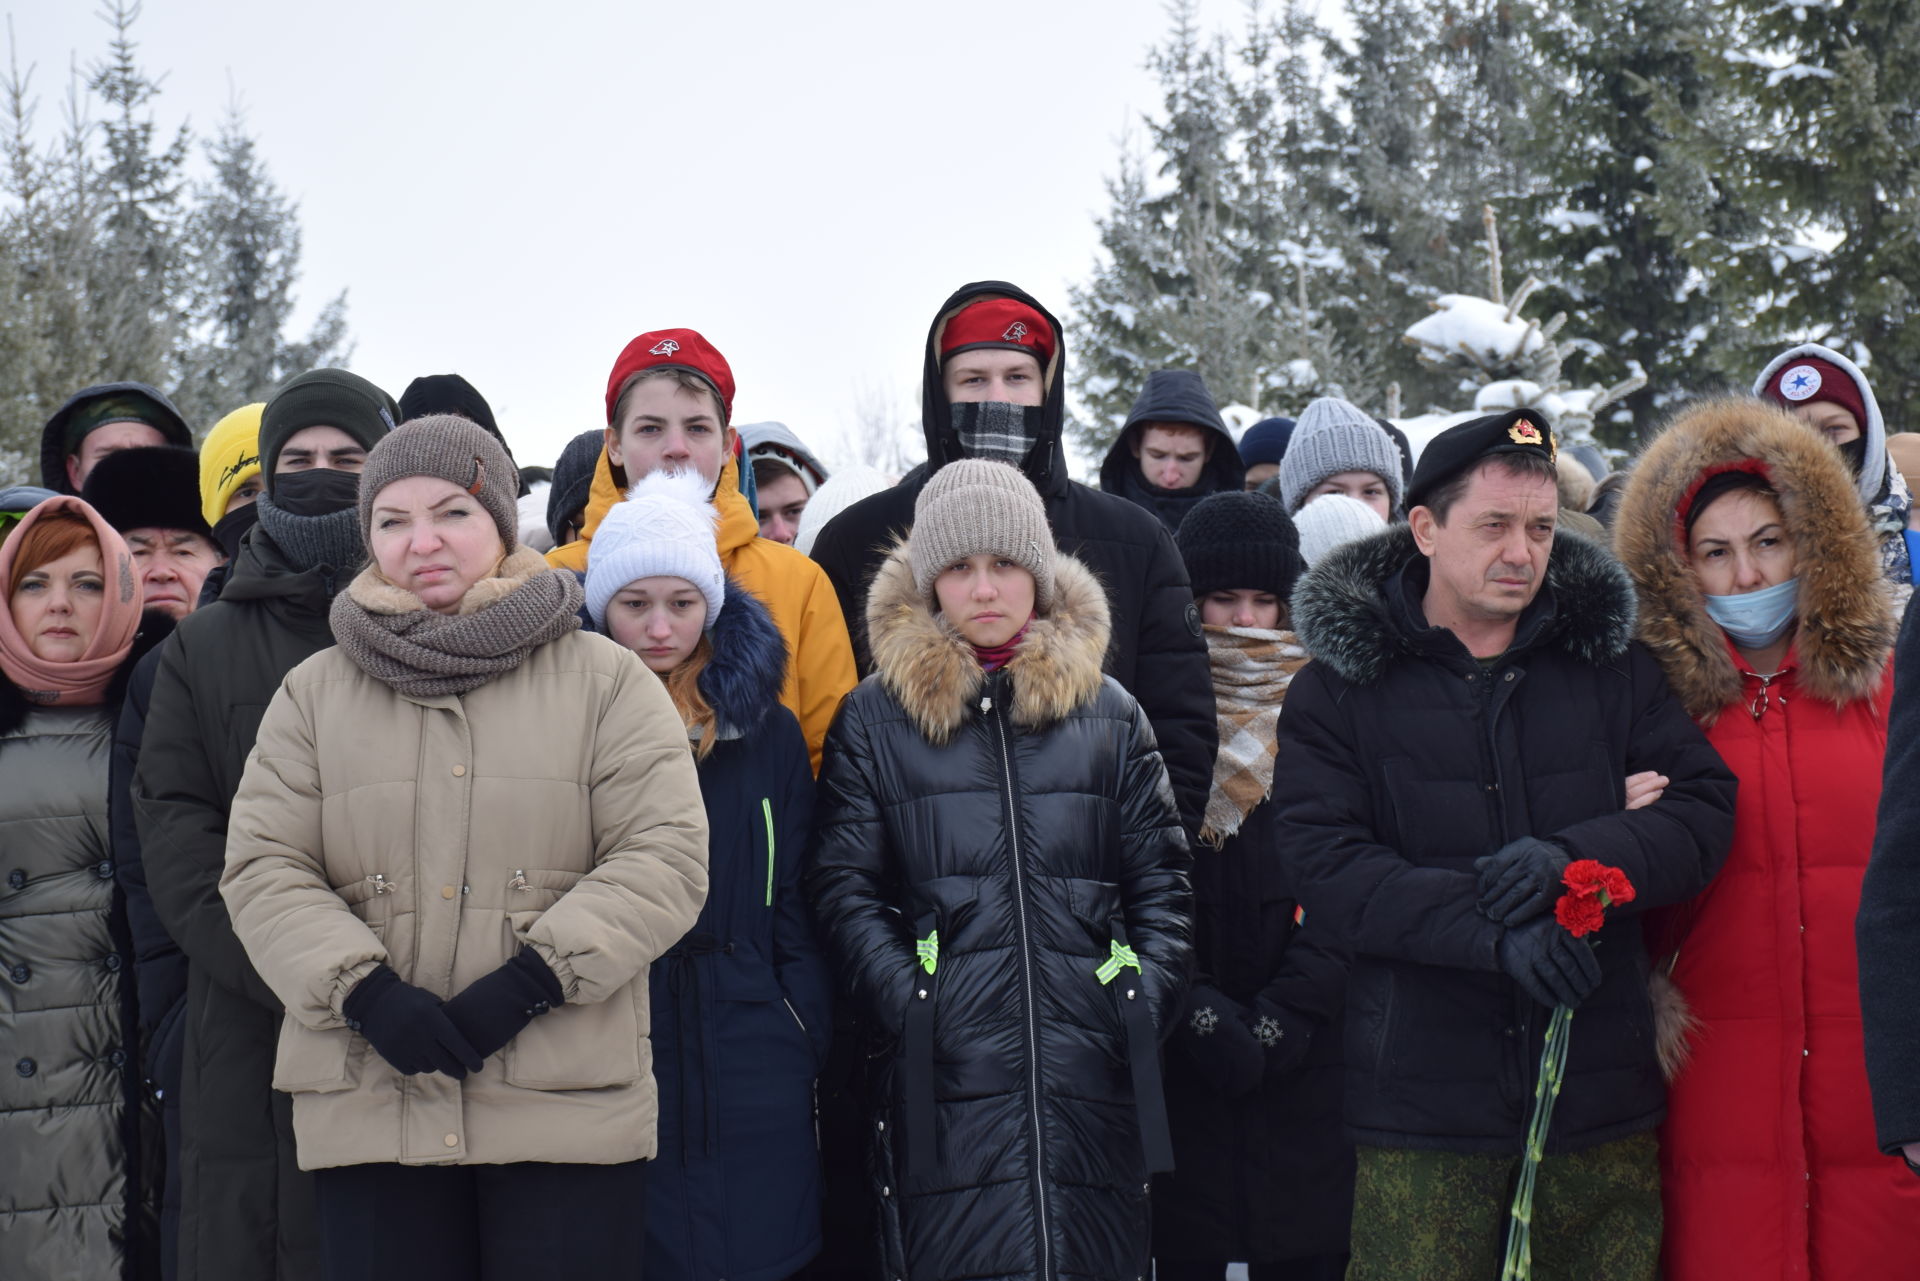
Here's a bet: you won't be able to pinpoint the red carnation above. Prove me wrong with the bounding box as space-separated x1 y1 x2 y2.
1554 860 1637 939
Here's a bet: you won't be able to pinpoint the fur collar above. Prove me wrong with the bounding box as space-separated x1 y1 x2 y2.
699 577 788 737
348 546 551 617
866 540 1109 744
1290 523 1636 687
1613 396 1893 723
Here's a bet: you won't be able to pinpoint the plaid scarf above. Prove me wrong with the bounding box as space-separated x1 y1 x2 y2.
1199 625 1311 848
951 401 1046 468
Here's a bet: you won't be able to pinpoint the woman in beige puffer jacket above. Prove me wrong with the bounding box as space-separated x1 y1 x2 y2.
221 417 708 1281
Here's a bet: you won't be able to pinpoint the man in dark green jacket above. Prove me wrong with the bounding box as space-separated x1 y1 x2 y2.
132 369 395 1281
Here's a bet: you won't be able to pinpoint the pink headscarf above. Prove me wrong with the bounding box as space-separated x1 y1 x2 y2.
0 496 140 707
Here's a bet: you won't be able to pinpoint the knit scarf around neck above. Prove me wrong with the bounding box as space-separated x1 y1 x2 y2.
329 547 584 697
1200 625 1311 847
972 621 1032 672
254 492 366 576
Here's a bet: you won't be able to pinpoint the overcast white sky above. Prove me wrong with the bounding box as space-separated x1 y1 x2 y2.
11 0 1341 479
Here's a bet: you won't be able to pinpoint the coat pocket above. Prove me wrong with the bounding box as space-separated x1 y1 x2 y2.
272 1018 357 1094
503 960 644 1091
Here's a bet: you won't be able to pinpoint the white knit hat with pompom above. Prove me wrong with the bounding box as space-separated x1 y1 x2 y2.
584 470 726 629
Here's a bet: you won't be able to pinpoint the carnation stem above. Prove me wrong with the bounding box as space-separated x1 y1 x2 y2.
1500 1004 1574 1280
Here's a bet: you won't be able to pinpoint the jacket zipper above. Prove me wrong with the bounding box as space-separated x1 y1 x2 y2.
782 996 808 1037
762 797 776 908
987 688 1052 1281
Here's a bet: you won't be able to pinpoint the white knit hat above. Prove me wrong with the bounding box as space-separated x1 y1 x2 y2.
794 463 892 557
1278 397 1405 513
585 471 726 629
1294 492 1388 566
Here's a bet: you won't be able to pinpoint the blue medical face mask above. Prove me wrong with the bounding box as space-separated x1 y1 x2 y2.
1703 575 1800 649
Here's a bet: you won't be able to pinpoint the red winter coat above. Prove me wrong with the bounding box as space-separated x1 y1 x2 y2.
1616 398 1920 1281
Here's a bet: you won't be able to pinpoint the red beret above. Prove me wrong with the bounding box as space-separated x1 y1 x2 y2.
605 328 736 425
939 297 1057 368
1761 355 1868 430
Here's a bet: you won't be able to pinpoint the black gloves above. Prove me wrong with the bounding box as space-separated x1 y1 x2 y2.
343 965 484 1078
1497 915 1603 1009
1176 985 1266 1099
1250 998 1314 1079
1476 837 1569 926
444 949 566 1061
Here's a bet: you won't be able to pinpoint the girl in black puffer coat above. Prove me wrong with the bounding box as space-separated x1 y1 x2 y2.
808 459 1193 1281
1152 491 1355 1281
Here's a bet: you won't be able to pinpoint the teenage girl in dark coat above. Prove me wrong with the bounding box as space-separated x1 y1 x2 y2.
587 470 832 1281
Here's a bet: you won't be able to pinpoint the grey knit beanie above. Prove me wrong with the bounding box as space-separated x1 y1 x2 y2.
1278 396 1404 513
911 459 1056 612
357 415 520 551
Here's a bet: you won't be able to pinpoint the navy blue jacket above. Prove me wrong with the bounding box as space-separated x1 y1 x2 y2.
642 580 832 1281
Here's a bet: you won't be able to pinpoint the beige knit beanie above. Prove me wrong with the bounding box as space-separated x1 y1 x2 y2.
911 458 1056 612
357 414 520 550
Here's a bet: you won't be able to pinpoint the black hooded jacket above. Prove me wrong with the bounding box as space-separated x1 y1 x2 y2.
39 381 193 494
1098 370 1244 532
1275 526 1736 1154
130 525 335 1281
809 281 1217 837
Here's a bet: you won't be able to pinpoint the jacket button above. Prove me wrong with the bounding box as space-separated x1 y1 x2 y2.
881 1185 891 1197
441 885 457 900
9 964 28 983
15 1058 34 1077
1504 1026 1517 1038
452 765 467 777
1504 671 1516 681
108 1049 126 1068
444 1133 459 1147
6 870 23 890
876 1120 885 1133
104 954 122 972
95 860 114 880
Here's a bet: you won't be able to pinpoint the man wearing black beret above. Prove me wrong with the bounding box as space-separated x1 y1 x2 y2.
1272 409 1737 1278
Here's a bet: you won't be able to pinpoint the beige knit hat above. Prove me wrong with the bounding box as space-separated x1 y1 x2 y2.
357 414 520 550
911 458 1056 611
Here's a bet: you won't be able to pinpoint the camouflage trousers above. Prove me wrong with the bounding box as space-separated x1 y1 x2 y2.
1348 1130 1660 1281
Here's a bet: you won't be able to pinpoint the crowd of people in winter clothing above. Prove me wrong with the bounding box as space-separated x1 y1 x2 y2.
8 278 1920 1281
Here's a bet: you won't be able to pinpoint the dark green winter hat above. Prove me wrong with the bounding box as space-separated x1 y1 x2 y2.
259 369 399 489
62 391 179 456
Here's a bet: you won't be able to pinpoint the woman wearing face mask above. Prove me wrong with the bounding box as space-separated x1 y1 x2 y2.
0 496 157 1279
1755 342 1918 588
807 458 1192 1281
219 416 709 1281
584 471 832 1281
1614 397 1920 1280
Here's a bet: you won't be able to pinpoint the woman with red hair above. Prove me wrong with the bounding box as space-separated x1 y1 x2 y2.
0 495 153 1278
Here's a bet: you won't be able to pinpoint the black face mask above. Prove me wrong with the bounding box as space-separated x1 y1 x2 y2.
1839 435 1869 480
211 502 261 561
269 466 361 517
951 401 1048 470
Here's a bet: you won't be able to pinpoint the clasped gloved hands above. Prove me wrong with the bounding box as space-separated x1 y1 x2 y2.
1497 915 1602 1010
1176 985 1266 1099
444 949 566 1061
1475 836 1569 926
343 965 484 1078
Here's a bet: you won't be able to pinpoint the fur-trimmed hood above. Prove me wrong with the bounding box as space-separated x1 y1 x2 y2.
1290 523 1636 687
696 576 788 738
865 540 1110 744
1613 396 1894 722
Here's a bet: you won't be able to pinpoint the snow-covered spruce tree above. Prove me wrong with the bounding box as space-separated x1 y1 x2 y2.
174 103 351 428
1508 0 1739 446
1657 0 1920 426
0 3 352 482
1313 0 1538 416
1068 0 1363 455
